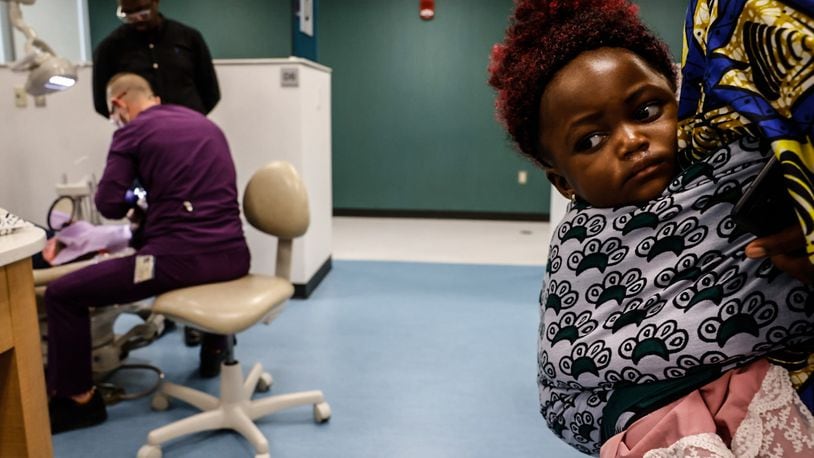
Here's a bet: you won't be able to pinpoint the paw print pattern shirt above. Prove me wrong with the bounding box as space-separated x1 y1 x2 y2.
538 138 814 454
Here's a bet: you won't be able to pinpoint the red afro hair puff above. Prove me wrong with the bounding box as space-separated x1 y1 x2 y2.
488 0 676 167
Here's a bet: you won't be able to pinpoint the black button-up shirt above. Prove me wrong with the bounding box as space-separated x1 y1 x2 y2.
92 17 220 117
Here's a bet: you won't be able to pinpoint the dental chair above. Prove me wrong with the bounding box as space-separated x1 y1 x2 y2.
137 161 330 458
34 185 164 402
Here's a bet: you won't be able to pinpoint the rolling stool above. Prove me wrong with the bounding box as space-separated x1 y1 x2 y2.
137 161 330 458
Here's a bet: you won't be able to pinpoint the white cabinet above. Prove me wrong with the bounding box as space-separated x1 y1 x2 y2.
210 58 333 296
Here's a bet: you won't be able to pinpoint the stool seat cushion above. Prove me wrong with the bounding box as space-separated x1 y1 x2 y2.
152 274 294 335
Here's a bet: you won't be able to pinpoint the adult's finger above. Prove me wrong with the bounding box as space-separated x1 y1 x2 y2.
745 225 805 258
768 253 814 284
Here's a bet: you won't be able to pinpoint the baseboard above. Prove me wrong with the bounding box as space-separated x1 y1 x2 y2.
333 208 549 222
293 256 332 299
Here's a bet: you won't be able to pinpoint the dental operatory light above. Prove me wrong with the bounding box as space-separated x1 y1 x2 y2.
4 0 78 96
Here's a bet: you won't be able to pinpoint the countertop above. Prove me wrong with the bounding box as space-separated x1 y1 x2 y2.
0 225 46 266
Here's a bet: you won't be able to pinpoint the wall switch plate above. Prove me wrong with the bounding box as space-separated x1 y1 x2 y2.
34 95 46 107
14 87 27 108
518 170 528 185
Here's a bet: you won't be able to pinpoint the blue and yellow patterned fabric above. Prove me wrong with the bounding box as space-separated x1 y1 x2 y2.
677 0 814 260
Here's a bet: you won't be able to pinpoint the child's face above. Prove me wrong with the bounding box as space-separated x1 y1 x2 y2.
538 47 678 208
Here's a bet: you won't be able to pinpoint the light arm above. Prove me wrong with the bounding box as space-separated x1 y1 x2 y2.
4 0 77 95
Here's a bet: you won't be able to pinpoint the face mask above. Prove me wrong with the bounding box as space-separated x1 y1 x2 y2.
109 108 128 128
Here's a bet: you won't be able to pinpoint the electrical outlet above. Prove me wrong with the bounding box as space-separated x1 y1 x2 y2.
14 87 27 108
34 95 46 107
518 170 528 185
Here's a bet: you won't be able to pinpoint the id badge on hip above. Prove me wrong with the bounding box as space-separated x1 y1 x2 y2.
134 255 155 284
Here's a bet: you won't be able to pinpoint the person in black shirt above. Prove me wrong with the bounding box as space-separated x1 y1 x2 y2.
92 0 220 118
92 0 220 349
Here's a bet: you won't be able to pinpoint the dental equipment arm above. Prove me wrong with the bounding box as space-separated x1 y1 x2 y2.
3 0 78 95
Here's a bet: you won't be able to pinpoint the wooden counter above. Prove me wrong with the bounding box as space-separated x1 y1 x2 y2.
0 225 52 457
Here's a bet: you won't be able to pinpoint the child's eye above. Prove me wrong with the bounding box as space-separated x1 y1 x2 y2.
575 133 604 152
634 102 662 121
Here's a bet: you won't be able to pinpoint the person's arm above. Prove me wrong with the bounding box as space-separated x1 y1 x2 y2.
682 0 814 275
95 134 137 219
92 41 115 117
193 30 220 114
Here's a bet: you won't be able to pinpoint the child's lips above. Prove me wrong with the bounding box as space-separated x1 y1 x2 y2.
627 156 669 183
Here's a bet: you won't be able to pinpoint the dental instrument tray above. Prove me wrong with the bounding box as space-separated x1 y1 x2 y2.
0 208 32 236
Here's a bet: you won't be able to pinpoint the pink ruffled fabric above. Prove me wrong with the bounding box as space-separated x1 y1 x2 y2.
602 360 768 457
602 359 814 457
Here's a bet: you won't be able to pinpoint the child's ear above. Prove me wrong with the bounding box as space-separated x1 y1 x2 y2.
544 167 575 200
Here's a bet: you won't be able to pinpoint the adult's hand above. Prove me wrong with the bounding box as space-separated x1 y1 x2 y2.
745 225 814 284
126 207 145 232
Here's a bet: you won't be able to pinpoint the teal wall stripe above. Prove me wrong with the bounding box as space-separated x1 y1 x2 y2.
87 0 291 59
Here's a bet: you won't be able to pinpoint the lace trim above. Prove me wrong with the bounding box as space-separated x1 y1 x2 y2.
642 365 814 457
643 433 734 458
731 364 814 458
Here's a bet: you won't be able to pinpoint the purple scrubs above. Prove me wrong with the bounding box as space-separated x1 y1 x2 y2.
46 105 250 397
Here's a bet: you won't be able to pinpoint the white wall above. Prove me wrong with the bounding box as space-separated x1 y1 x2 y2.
0 65 111 224
9 0 90 64
209 59 333 286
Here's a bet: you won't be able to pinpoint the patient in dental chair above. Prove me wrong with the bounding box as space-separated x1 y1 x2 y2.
488 0 814 455
41 217 132 266
46 72 250 433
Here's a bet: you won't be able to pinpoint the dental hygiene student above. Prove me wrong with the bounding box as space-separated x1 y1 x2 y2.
92 0 221 347
46 73 249 433
92 0 220 118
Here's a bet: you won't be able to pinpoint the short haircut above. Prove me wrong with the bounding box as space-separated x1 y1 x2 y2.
487 0 677 167
107 72 154 98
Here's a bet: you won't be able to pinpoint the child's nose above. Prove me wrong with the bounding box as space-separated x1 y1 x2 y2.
618 124 649 158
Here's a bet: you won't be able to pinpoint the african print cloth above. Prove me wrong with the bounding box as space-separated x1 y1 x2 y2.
538 138 814 455
677 0 814 260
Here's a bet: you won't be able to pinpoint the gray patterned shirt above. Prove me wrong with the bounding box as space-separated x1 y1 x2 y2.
539 138 814 454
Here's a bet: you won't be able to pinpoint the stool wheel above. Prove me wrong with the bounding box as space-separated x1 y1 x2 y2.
137 444 162 458
151 393 169 411
256 372 273 393
314 401 331 423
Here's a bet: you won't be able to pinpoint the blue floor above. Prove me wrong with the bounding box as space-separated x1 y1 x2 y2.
53 261 587 457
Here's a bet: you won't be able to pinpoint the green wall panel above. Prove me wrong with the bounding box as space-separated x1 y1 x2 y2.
636 0 689 61
321 0 688 215
87 0 291 59
321 0 549 215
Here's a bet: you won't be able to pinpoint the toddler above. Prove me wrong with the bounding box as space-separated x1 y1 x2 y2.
488 0 814 455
